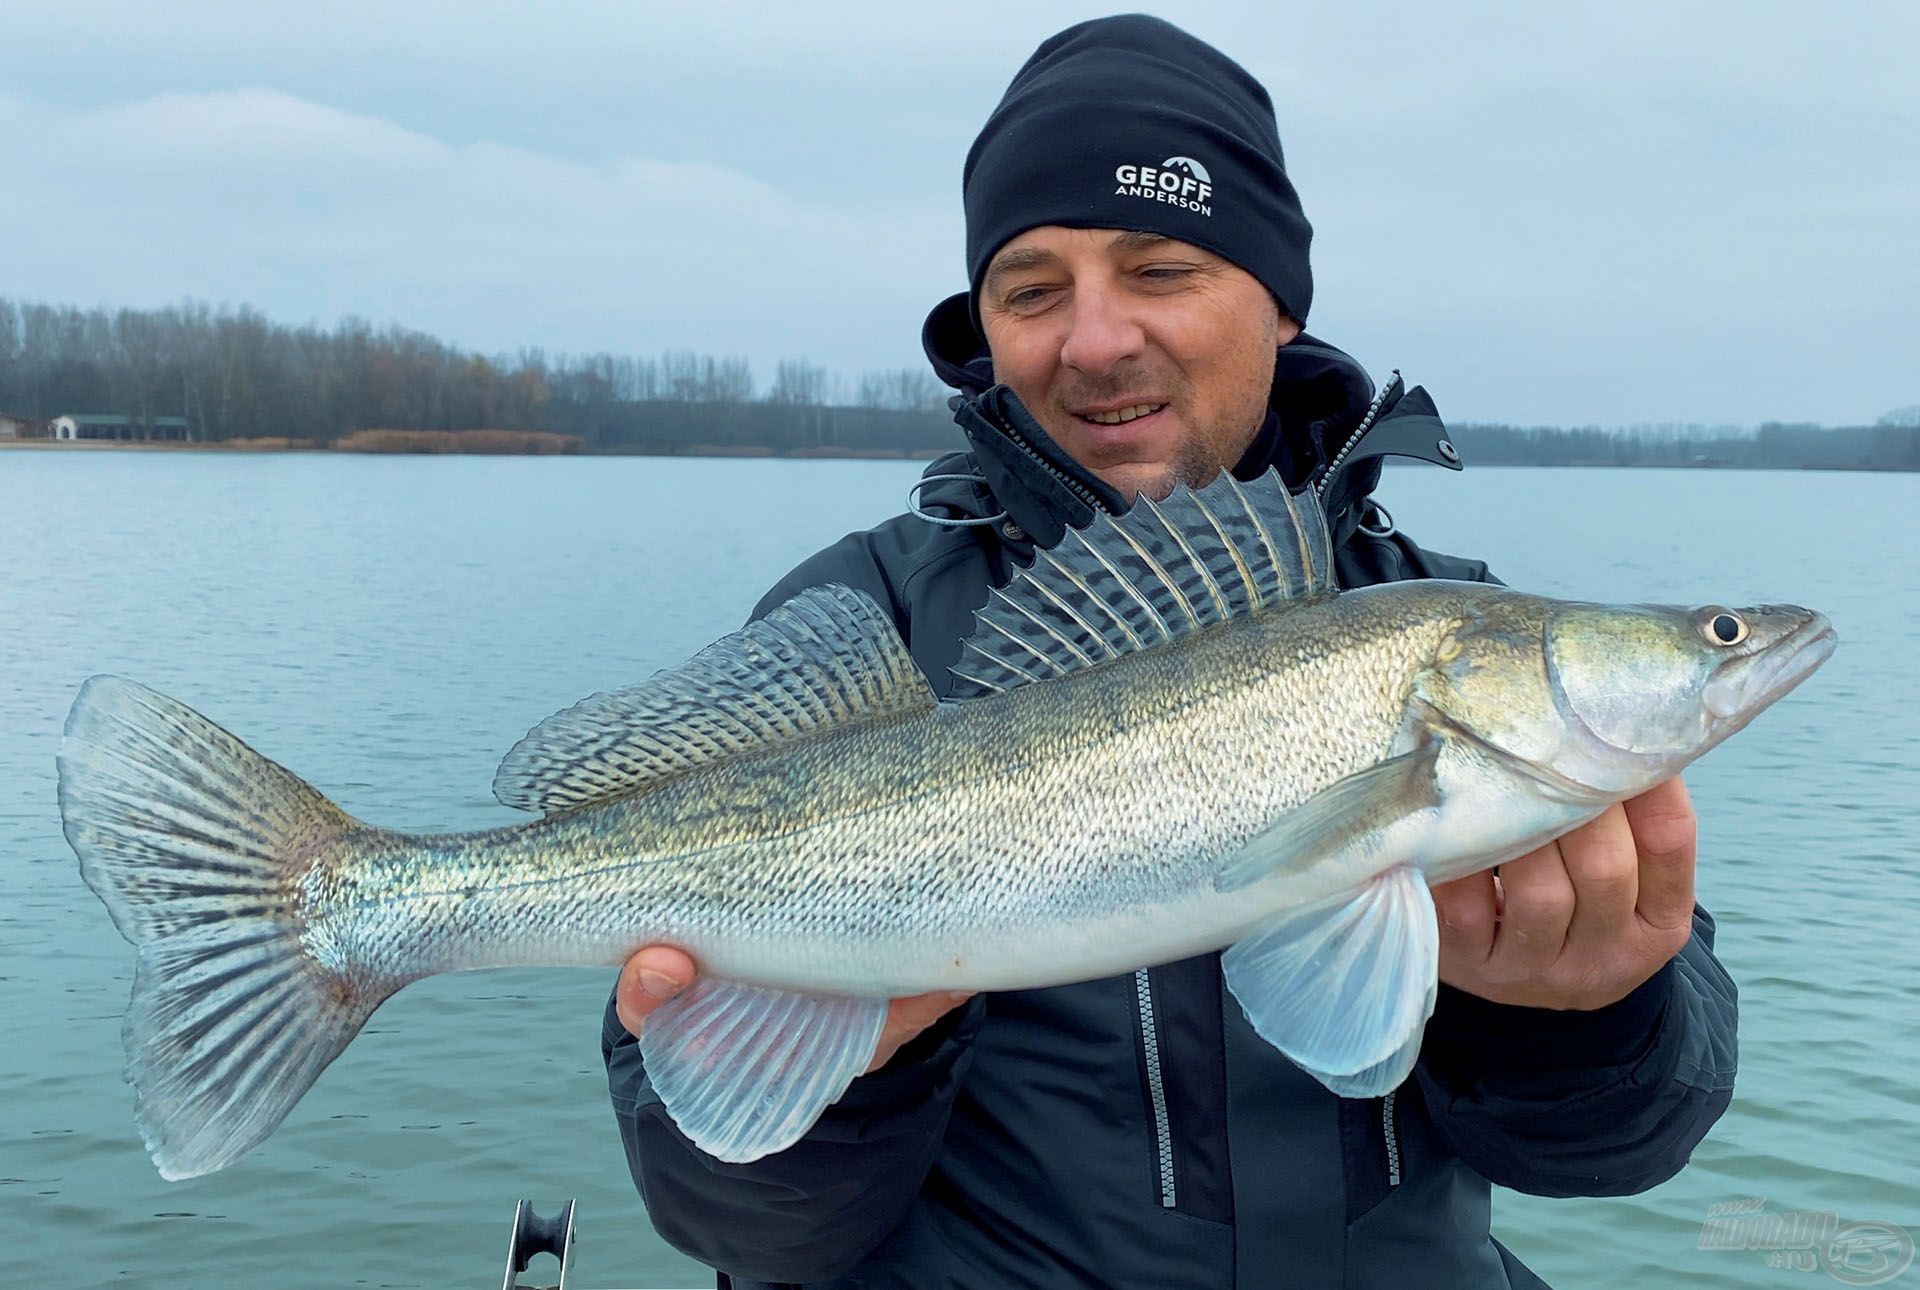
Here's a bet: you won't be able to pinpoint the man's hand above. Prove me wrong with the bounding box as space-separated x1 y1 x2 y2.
615 946 974 1074
1431 777 1698 1010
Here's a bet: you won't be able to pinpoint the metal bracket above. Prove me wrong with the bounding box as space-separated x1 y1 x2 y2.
501 1199 576 1290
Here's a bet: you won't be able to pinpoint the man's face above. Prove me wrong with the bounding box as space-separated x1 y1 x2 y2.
978 227 1300 503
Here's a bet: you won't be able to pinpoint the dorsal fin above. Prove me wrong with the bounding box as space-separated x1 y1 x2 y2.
494 585 933 813
949 470 1335 698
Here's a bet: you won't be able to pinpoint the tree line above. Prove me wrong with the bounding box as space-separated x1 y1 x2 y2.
1 295 1914 467
0 297 958 454
1452 418 1920 470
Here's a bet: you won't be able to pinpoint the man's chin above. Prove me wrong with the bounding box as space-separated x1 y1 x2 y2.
1089 461 1175 505
1092 458 1227 506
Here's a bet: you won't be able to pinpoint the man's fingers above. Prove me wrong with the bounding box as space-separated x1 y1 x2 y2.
1487 842 1576 973
1431 869 1498 964
1624 777 1697 934
885 991 973 1035
615 951 968 1078
1556 803 1641 952
614 945 698 1037
867 991 974 1073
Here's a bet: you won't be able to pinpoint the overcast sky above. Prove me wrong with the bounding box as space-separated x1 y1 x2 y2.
1 1 1913 427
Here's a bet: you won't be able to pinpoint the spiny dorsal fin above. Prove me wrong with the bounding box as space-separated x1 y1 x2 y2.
948 470 1334 698
495 585 933 813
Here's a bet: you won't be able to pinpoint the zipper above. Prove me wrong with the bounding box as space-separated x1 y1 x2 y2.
1382 1090 1402 1187
994 411 1112 516
1133 968 1176 1208
1315 369 1403 502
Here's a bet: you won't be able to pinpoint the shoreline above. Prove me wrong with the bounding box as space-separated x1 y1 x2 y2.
2 439 1913 472
0 438 944 461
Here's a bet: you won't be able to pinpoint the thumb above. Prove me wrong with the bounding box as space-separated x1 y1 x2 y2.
615 945 698 1038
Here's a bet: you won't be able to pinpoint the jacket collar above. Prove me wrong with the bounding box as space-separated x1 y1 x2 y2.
917 291 1461 545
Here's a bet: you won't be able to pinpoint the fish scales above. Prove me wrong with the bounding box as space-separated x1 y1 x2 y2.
57 468 1834 1176
301 589 1461 997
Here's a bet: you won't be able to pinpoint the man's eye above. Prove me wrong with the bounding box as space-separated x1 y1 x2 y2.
1007 286 1055 308
1139 266 1194 283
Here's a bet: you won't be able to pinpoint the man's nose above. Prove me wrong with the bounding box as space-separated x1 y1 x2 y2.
1058 284 1145 375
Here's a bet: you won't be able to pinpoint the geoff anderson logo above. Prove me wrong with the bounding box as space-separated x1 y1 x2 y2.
1114 156 1213 216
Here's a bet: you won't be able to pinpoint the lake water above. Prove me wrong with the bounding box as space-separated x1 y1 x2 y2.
1 452 1914 1288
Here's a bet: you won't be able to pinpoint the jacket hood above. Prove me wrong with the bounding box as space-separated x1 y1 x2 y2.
917 291 1460 544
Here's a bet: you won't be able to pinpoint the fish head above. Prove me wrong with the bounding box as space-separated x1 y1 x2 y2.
1421 592 1836 798
1547 601 1836 771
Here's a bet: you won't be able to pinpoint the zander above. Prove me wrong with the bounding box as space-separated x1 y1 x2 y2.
58 471 1834 1180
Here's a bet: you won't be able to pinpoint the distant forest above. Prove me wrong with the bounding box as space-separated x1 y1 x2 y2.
0 297 959 455
1455 418 1919 470
2 297 1916 468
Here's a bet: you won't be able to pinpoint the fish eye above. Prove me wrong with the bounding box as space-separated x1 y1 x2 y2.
1702 611 1749 646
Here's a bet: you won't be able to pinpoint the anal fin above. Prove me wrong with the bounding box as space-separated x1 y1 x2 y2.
639 978 888 1163
1222 865 1438 1097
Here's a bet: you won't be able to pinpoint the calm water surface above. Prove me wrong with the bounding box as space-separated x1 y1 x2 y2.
1 453 1914 1288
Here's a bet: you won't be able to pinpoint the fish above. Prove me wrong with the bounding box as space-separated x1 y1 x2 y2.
57 470 1835 1181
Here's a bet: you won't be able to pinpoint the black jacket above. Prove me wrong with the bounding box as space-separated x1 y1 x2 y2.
603 322 1740 1289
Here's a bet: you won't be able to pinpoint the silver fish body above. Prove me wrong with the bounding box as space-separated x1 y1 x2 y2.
329 589 1444 993
59 471 1835 1179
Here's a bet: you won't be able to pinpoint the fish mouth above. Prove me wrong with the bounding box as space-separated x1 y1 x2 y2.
1705 612 1837 721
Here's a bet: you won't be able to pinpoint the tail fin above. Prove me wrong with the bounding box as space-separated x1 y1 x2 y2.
57 675 378 1180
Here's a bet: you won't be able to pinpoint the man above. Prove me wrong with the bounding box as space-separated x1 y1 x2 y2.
604 16 1737 1288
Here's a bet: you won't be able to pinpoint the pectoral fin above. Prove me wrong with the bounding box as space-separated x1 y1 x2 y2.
1221 865 1439 1097
639 978 889 1163
1214 743 1441 893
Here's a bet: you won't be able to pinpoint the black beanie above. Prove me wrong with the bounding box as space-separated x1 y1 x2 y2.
964 14 1313 330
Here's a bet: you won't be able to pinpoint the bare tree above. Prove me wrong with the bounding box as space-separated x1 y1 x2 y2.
769 359 830 405
856 366 948 412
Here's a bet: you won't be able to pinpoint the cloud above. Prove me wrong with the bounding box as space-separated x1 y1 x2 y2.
1 0 1916 425
0 87 957 381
